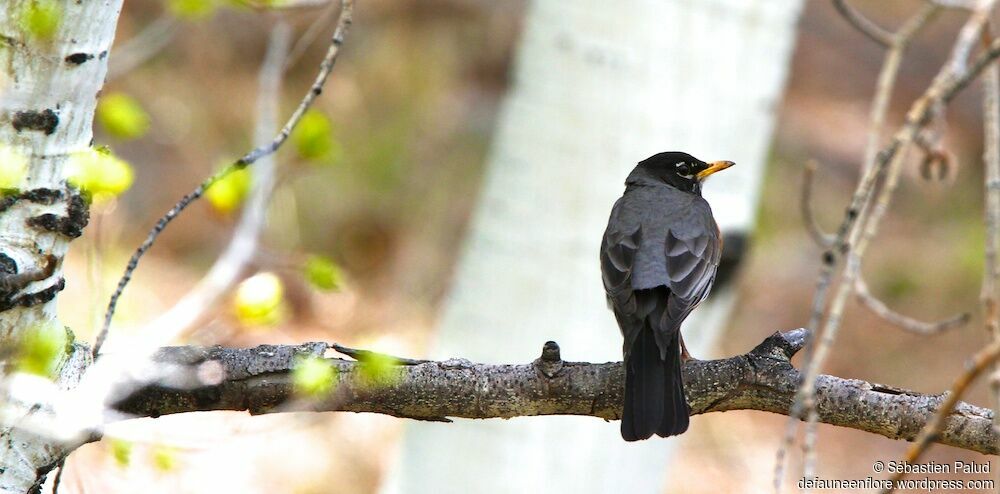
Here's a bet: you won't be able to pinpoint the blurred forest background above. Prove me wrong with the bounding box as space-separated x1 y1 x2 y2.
53 0 999 492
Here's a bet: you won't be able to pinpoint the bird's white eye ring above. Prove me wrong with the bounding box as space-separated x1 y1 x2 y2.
675 162 691 175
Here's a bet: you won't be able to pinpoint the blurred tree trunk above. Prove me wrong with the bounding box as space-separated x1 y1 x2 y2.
0 3 121 492
384 1 803 492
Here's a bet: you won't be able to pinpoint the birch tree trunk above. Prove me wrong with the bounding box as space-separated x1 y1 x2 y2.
0 2 122 492
384 1 803 492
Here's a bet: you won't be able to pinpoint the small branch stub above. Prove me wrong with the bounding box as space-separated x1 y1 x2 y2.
535 340 563 377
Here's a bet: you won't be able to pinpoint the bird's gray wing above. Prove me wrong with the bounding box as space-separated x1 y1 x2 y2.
601 221 642 319
602 194 722 358
659 226 722 335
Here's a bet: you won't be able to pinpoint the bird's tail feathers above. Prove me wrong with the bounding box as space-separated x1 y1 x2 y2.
621 328 689 441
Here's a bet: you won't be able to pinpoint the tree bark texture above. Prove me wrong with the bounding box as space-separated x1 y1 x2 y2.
111 329 999 457
0 2 121 492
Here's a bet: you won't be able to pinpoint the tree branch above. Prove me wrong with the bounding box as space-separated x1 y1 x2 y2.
884 339 1000 492
832 0 894 48
854 276 969 334
105 329 999 456
800 160 834 248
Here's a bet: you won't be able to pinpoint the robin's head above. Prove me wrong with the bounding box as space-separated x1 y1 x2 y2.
626 151 734 194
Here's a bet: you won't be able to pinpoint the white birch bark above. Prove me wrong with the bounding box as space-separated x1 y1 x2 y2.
385 1 803 492
0 2 122 491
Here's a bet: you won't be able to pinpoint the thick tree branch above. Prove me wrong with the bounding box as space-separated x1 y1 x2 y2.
107 329 999 456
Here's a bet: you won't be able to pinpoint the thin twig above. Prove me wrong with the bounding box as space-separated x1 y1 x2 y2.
833 0 894 48
130 21 291 351
51 457 65 494
779 3 941 490
777 2 969 490
791 1 996 488
801 407 819 485
947 0 998 75
882 340 1000 493
980 24 1000 441
800 160 834 248
854 276 970 334
240 0 333 9
285 2 339 70
862 4 941 175
93 0 354 357
330 343 431 366
802 0 980 417
927 0 978 9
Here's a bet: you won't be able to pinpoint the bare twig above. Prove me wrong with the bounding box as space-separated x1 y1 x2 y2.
854 276 970 334
129 22 291 352
285 2 340 70
789 2 1000 489
882 340 1000 493
240 0 333 10
779 4 943 490
50 457 65 494
947 0 998 75
862 5 941 175
330 343 432 366
915 132 955 181
927 0 978 9
800 160 834 248
806 0 982 396
801 407 820 485
94 0 354 356
800 0 941 348
832 0 894 48
776 2 1000 490
980 23 1000 445
983 24 1000 334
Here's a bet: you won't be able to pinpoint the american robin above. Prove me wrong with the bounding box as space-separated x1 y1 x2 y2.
600 151 733 441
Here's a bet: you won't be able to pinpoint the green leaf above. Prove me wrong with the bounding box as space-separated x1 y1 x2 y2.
17 322 68 378
110 439 132 468
18 0 62 40
168 0 217 20
358 352 400 388
97 93 150 140
205 166 251 214
304 255 343 292
66 147 135 201
233 272 285 327
292 355 337 397
151 445 177 472
292 110 340 163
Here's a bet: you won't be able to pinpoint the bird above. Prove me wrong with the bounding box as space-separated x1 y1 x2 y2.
600 151 733 441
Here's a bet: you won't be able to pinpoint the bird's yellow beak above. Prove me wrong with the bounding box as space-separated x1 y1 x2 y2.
697 160 735 181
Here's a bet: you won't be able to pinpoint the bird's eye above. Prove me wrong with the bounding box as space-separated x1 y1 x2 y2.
675 163 691 175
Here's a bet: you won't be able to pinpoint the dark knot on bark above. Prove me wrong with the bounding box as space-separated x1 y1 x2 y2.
534 341 563 377
540 341 561 362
